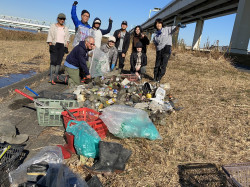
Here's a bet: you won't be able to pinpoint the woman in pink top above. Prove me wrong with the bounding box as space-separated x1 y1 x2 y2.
47 13 70 85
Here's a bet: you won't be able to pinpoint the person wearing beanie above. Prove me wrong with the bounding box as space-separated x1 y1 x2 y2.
113 21 130 72
47 13 70 85
71 1 91 31
100 36 118 71
90 17 113 48
132 25 149 53
130 41 147 80
153 18 184 82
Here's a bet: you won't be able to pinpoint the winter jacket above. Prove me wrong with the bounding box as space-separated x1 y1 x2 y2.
71 5 91 30
132 26 149 53
100 44 118 65
113 29 130 54
90 17 112 48
65 41 89 75
47 24 70 47
153 26 177 51
130 52 147 72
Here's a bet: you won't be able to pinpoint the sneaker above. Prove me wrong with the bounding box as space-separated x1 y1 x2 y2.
51 80 56 85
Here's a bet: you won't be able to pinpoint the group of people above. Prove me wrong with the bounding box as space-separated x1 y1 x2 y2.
46 1 183 86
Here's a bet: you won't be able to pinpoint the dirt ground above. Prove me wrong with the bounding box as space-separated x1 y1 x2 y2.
1 36 249 186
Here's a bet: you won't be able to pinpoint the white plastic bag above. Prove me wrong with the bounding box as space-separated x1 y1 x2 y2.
100 105 161 140
72 26 90 47
89 48 110 78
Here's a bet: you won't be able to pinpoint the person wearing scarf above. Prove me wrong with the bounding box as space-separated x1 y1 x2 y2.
130 42 147 80
153 18 181 82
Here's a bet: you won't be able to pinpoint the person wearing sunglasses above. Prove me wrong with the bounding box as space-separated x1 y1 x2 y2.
71 1 91 31
47 13 70 85
100 36 118 71
64 36 95 86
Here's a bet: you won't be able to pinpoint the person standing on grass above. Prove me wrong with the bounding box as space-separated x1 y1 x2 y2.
64 36 95 86
47 13 70 85
90 17 113 48
100 36 118 71
113 21 130 72
71 1 91 31
130 42 147 80
153 18 183 83
132 25 149 54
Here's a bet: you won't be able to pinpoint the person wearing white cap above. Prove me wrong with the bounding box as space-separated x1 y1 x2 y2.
90 17 113 48
100 36 118 71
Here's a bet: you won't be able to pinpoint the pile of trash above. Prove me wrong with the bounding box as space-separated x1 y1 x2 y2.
68 74 179 125
6 74 182 186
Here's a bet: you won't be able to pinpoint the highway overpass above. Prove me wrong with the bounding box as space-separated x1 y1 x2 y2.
140 0 249 54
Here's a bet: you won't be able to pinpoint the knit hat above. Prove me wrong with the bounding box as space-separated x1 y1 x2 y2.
58 13 66 19
81 9 90 17
108 36 116 43
136 41 143 48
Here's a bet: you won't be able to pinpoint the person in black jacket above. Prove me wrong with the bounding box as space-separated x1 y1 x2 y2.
132 25 149 53
113 21 130 71
130 42 147 80
64 36 95 86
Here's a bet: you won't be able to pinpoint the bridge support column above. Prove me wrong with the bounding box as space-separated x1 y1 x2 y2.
192 19 204 50
173 16 181 47
229 0 250 54
146 31 153 41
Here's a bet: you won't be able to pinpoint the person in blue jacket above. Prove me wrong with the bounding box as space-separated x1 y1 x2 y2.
64 36 95 86
71 1 91 31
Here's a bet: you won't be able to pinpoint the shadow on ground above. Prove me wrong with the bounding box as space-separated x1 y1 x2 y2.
178 163 228 186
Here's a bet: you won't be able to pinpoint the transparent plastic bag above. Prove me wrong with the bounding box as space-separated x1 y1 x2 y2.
100 105 161 140
89 48 110 78
72 25 90 47
9 146 63 186
37 163 88 187
66 120 100 158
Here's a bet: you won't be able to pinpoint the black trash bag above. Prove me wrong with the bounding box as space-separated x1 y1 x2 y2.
38 90 76 100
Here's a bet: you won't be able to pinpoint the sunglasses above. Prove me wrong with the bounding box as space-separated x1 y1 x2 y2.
59 18 66 20
88 42 95 46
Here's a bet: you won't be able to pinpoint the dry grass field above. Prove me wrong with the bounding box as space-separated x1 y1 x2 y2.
1 28 249 186
66 45 249 186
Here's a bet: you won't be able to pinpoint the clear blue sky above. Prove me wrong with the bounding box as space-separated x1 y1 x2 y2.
0 0 249 50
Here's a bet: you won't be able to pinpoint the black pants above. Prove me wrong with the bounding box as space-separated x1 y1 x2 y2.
117 52 125 69
50 43 65 66
154 45 171 81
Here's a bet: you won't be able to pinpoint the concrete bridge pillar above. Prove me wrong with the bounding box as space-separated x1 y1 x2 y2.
146 31 153 41
192 19 204 50
173 16 181 47
229 0 250 54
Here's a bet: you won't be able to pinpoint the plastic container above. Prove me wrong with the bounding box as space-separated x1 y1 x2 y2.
222 163 250 187
62 108 108 139
121 74 139 82
35 99 79 126
0 143 27 187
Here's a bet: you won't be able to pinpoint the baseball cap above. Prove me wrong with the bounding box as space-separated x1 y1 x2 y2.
94 20 101 24
58 13 66 19
108 36 116 43
121 21 127 25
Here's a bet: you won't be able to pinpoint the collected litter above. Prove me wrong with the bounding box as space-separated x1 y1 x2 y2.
100 105 161 140
66 120 101 158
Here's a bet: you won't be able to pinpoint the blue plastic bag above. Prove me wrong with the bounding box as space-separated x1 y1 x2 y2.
66 120 101 158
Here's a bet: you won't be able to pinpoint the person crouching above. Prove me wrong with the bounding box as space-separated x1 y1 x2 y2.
130 42 147 80
63 36 95 86
100 36 118 71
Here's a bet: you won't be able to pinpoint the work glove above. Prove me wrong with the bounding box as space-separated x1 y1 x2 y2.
73 1 78 6
109 17 113 23
177 23 186 28
111 64 115 70
49 45 55 53
64 47 69 54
